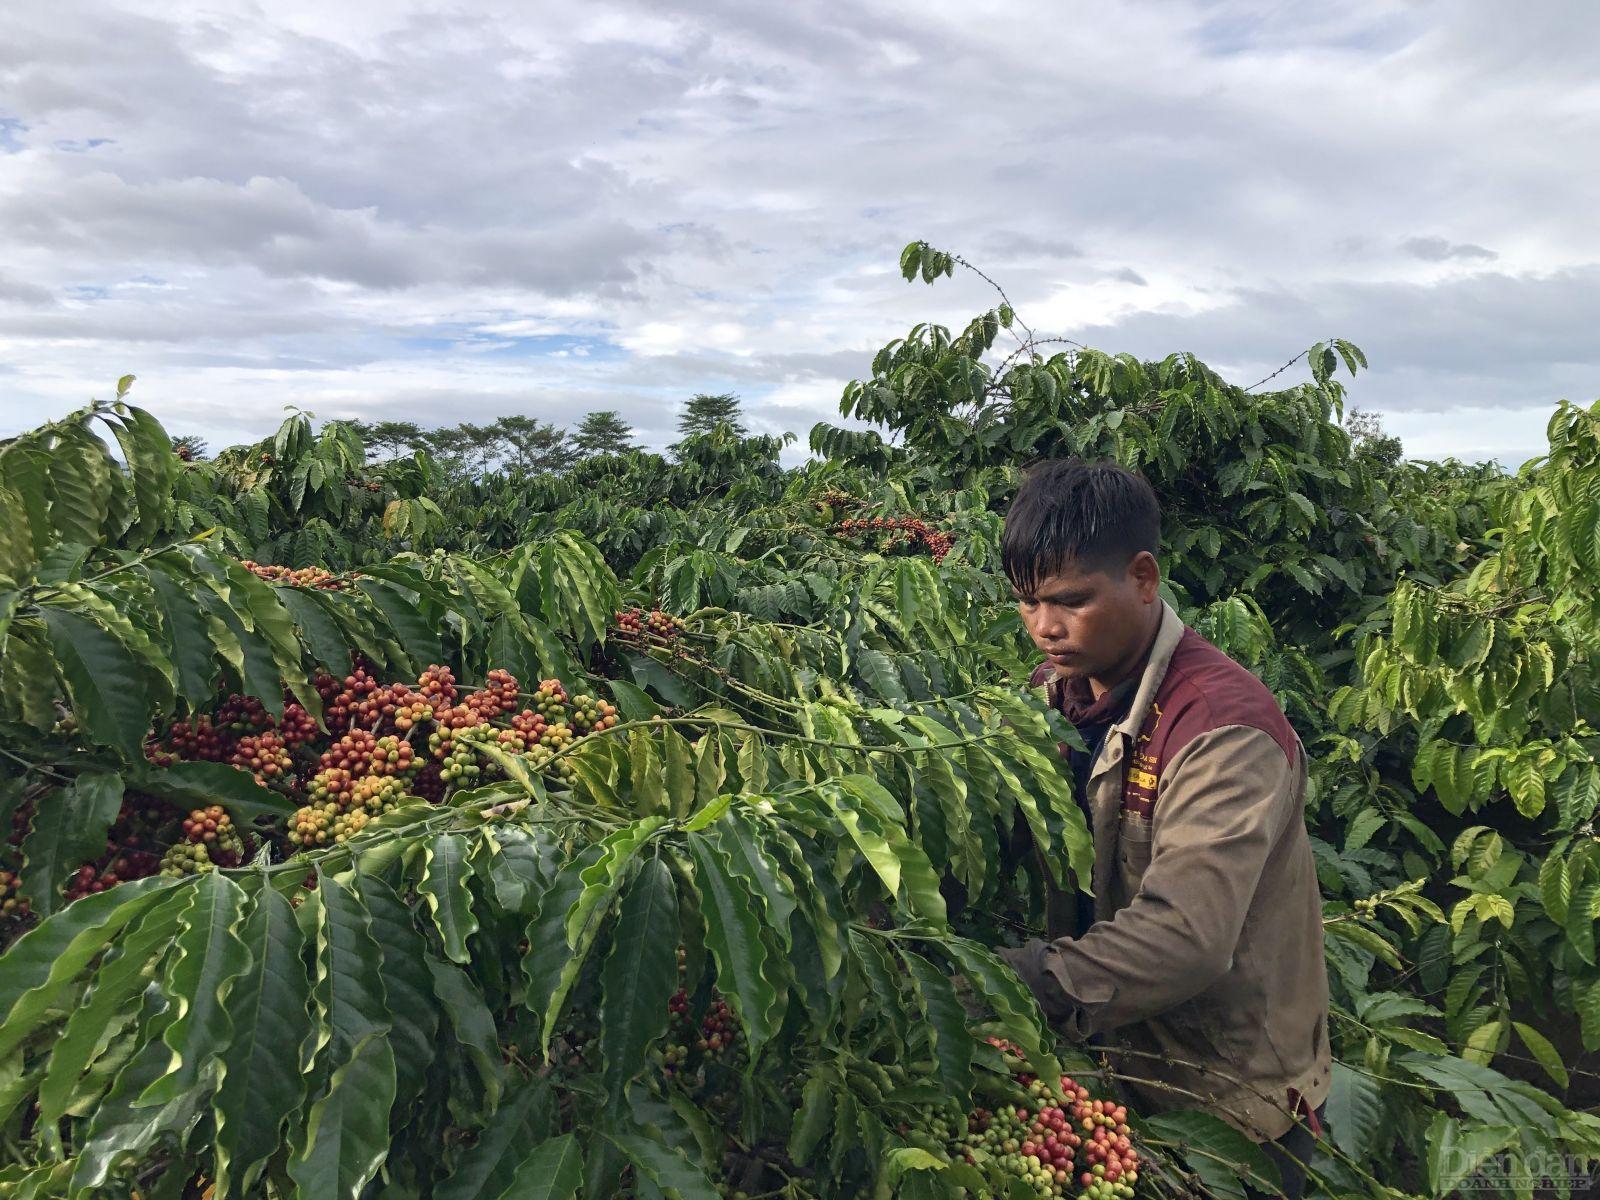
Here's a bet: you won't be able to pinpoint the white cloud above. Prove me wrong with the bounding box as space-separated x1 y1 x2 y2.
0 0 1595 471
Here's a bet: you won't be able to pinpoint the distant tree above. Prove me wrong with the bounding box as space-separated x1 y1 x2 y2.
170 434 208 463
487 415 580 475
572 410 636 457
678 393 746 440
1346 407 1404 469
355 420 426 459
349 414 581 479
345 419 427 462
417 423 491 479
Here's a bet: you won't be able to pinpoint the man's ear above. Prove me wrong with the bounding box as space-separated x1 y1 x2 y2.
1128 551 1162 603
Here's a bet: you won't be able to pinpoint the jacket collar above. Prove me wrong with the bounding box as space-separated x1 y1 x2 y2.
1111 599 1185 742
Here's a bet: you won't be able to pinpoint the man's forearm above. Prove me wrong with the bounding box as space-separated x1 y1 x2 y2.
998 937 1099 1039
999 891 1242 1038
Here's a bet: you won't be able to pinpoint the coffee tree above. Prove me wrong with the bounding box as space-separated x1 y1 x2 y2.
2 244 1599 1198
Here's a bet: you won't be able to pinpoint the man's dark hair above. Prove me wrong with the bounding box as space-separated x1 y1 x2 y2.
1001 458 1161 594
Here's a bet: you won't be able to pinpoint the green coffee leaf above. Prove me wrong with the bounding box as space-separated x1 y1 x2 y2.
599 858 679 1105
897 948 974 1100
289 1034 397 1199
497 1132 583 1200
687 833 780 1059
137 870 252 1106
419 832 480 964
42 606 152 759
434 1079 556 1200
213 885 315 1196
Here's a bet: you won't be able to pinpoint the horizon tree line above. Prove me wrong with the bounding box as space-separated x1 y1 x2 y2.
170 392 754 477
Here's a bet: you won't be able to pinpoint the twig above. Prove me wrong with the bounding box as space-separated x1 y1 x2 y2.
949 253 1038 350
1245 350 1311 392
992 336 1090 381
0 746 74 785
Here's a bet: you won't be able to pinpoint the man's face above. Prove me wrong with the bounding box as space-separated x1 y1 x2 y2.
1014 553 1162 686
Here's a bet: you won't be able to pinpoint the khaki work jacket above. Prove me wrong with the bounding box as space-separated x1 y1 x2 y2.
1000 601 1332 1141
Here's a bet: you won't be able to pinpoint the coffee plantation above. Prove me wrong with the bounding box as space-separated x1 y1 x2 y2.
1 244 1599 1198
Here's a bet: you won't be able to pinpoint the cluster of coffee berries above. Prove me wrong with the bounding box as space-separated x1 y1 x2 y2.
387 688 434 732
697 996 741 1060
659 948 747 1085
814 488 864 512
612 608 687 645
662 987 694 1077
433 724 497 785
179 805 241 850
569 693 619 734
350 774 409 814
277 702 320 747
127 660 629 904
661 989 744 1078
321 667 387 729
417 663 460 710
58 797 169 900
67 861 130 895
834 515 954 563
369 734 416 776
1353 895 1380 916
159 842 221 876
146 713 229 766
317 729 417 779
54 798 168 904
429 701 492 735
0 868 28 920
160 806 246 876
506 708 548 740
529 678 569 714
468 669 520 716
288 802 380 847
145 696 318 772
291 766 412 847
230 729 294 785
239 560 350 590
524 743 577 781
216 693 273 733
934 1039 1137 1200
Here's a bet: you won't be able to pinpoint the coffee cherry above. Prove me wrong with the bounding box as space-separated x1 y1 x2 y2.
0 868 30 920
417 664 459 711
529 678 570 721
467 669 520 715
569 694 619 735
231 729 293 784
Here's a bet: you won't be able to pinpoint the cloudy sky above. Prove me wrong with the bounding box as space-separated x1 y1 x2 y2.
1 1 1594 466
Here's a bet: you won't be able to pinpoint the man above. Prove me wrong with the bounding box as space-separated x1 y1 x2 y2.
994 459 1331 1199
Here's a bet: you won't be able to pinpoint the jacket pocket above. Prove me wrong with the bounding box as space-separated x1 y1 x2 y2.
1115 812 1154 905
